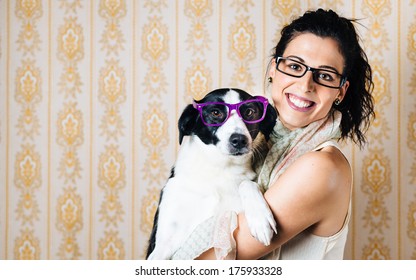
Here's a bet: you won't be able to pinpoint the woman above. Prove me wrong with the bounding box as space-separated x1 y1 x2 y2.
173 8 374 260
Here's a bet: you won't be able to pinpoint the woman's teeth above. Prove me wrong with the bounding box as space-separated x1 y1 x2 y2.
289 94 313 108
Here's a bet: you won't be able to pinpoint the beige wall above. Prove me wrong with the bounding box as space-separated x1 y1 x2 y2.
0 0 415 260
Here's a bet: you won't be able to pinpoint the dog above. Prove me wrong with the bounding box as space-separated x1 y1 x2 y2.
146 88 277 260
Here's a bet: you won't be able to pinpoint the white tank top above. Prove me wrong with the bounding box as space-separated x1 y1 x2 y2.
261 140 352 260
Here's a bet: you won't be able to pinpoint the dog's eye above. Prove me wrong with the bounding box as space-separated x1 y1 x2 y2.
241 107 258 121
210 109 224 119
200 104 228 125
245 108 255 117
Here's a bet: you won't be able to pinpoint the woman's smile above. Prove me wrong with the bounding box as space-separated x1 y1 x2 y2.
286 93 315 112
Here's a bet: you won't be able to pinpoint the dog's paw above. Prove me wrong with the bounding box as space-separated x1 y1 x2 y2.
244 203 277 246
239 180 277 246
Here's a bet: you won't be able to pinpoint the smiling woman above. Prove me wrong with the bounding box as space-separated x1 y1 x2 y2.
173 8 375 260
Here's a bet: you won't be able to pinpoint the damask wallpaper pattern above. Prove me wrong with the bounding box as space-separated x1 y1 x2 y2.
0 0 415 260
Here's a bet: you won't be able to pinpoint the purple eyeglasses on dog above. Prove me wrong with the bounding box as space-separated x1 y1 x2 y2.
192 96 269 127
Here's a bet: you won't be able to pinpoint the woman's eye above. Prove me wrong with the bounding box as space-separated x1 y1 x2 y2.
289 63 303 71
318 72 334 81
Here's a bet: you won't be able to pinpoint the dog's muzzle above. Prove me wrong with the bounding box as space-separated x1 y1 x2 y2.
228 133 250 155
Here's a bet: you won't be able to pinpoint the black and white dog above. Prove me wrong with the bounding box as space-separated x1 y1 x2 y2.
146 88 277 260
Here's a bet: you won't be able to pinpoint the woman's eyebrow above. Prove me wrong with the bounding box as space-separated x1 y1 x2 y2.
317 65 341 73
286 55 304 62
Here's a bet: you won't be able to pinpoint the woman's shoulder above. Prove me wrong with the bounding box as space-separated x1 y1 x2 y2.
311 144 349 170
290 145 350 181
274 144 351 214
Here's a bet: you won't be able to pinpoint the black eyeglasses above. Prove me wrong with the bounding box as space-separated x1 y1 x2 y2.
193 96 268 127
275 56 347 89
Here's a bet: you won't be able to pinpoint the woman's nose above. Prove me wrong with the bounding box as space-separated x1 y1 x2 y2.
299 70 315 92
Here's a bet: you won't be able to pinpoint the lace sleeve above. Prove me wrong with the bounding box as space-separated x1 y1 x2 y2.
171 211 238 260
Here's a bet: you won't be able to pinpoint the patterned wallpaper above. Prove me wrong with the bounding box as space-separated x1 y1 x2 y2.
0 0 415 260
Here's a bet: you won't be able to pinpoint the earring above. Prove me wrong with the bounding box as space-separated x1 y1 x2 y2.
268 77 273 83
334 98 341 106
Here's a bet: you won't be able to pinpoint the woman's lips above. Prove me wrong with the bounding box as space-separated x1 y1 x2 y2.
286 93 315 112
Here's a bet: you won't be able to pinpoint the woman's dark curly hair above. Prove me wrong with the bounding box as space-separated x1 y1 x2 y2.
270 9 375 147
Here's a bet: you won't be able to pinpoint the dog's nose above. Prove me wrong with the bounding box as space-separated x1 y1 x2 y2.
229 133 248 149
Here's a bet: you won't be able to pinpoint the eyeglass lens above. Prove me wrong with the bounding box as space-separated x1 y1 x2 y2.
239 101 264 122
201 104 228 125
277 58 343 88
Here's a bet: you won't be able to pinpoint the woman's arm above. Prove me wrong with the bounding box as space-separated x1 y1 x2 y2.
197 147 351 260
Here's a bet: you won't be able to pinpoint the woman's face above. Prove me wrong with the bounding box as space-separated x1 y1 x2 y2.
269 33 349 130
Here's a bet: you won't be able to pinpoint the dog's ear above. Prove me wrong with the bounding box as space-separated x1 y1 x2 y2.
259 104 277 140
178 104 199 145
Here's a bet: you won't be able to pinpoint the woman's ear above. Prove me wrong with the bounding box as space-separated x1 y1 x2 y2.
268 59 277 80
337 80 350 102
